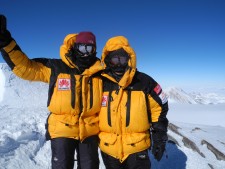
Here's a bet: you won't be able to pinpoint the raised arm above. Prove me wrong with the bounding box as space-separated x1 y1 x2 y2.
0 15 51 82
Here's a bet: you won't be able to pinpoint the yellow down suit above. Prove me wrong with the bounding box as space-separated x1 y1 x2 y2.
1 34 103 141
99 36 169 162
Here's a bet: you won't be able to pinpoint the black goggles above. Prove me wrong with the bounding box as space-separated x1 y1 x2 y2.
109 55 128 66
75 44 96 56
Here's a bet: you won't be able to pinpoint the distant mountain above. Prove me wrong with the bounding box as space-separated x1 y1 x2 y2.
164 87 197 104
164 87 225 105
190 91 225 104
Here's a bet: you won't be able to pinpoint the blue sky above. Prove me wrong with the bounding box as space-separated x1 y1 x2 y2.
1 0 225 88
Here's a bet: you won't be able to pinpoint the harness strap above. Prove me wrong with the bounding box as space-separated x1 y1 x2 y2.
70 74 76 109
107 90 112 126
79 77 83 115
126 89 131 127
47 71 58 107
145 93 152 123
89 77 93 109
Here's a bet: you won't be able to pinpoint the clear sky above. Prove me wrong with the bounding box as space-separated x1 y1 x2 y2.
1 0 225 88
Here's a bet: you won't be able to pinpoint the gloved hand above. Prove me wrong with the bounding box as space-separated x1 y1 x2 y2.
152 130 167 161
0 15 12 48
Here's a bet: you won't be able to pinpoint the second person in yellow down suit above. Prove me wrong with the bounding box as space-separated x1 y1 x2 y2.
99 36 169 169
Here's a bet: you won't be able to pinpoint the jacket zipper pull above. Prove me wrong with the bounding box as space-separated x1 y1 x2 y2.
115 86 120 95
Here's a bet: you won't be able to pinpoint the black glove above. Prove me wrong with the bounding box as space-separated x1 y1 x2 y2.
152 130 167 161
0 15 12 48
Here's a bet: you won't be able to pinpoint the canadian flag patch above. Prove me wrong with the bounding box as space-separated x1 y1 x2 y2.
101 95 108 107
154 84 162 94
58 78 71 90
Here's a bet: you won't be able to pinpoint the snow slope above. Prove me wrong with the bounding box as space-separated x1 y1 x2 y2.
165 86 225 104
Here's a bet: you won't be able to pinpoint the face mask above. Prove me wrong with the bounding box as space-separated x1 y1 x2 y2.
66 47 97 72
75 54 97 72
108 55 128 75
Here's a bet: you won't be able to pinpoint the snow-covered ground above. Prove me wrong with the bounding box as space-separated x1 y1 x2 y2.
168 103 225 127
0 67 5 102
0 63 225 169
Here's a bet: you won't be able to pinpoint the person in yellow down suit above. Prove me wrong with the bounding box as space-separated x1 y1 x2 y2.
99 36 169 169
0 15 103 169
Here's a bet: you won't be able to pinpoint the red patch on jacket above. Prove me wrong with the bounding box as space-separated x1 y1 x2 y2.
102 95 108 107
154 84 162 94
58 78 71 90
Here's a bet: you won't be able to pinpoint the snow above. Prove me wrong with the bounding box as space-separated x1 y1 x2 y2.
168 103 225 127
0 67 5 102
165 86 225 105
0 63 225 169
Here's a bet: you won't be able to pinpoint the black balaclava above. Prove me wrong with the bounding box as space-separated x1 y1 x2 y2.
105 48 129 81
66 48 97 73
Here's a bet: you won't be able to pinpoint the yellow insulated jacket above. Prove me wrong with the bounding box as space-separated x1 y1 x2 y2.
1 34 103 141
99 36 169 162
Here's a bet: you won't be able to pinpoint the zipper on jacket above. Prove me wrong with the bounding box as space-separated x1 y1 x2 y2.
89 77 93 109
107 90 112 126
79 76 83 116
126 89 131 127
115 86 120 95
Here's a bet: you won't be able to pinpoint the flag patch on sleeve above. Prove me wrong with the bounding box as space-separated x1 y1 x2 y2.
159 91 168 104
154 84 162 94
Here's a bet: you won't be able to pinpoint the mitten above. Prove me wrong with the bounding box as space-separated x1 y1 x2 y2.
0 15 12 48
152 130 168 161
